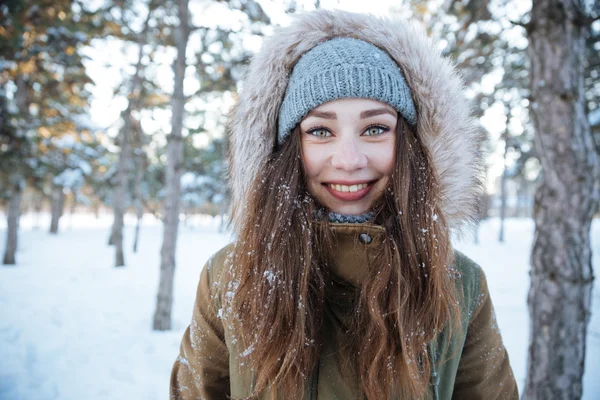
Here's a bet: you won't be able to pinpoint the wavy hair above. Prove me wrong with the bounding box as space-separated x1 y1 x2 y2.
224 118 461 399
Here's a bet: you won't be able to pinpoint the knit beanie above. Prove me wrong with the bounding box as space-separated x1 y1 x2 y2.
277 37 417 145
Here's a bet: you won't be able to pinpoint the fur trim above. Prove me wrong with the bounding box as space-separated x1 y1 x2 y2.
228 10 484 235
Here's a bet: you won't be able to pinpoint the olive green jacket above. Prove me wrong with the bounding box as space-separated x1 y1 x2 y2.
170 224 518 400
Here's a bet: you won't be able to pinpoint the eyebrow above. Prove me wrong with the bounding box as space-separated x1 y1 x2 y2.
305 110 337 119
360 108 397 119
304 108 396 120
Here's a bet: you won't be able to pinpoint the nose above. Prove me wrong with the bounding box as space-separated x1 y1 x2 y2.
330 136 368 171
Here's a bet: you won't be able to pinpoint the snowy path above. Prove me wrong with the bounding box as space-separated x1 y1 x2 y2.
0 214 598 399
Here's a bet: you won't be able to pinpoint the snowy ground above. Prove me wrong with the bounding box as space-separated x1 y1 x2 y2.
0 213 598 400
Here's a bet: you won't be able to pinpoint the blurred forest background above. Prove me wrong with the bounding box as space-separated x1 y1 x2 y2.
2 0 600 258
1 0 599 399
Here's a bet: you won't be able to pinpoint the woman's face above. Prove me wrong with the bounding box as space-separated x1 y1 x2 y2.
299 98 397 215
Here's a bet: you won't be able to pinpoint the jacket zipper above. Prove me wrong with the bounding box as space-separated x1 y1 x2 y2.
428 342 440 400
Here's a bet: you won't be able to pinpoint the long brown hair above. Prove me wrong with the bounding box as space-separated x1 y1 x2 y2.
224 118 461 399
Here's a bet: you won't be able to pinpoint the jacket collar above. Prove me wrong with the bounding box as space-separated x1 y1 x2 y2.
326 223 387 285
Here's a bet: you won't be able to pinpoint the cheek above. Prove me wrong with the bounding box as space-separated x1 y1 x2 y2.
370 142 396 176
382 151 395 175
301 144 328 178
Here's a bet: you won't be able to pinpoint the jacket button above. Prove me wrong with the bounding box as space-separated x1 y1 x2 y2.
359 233 372 244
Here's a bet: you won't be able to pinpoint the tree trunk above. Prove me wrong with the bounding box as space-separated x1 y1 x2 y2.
133 153 145 253
3 184 22 265
498 159 507 241
153 0 190 331
517 178 530 218
524 1 600 399
33 191 43 230
133 204 143 253
499 128 508 242
112 135 132 266
110 11 152 266
49 185 65 234
112 123 130 267
93 200 100 219
108 224 115 245
67 192 75 230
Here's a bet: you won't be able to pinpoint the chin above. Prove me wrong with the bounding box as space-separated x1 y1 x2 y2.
320 198 373 215
329 204 371 215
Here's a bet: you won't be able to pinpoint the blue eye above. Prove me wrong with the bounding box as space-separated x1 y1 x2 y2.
307 128 331 137
363 125 389 136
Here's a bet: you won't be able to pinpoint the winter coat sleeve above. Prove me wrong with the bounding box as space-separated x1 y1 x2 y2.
452 266 519 400
170 254 230 400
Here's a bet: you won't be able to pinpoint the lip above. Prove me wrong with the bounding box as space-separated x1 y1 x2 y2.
322 181 375 201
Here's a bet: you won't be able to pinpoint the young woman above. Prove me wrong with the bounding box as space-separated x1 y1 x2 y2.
171 9 518 400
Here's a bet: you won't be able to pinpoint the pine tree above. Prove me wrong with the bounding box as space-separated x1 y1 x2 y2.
1 1 98 261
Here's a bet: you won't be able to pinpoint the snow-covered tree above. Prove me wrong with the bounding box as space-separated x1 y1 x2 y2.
0 0 99 263
152 0 270 331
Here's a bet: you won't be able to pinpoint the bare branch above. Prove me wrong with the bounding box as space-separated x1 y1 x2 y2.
509 19 530 30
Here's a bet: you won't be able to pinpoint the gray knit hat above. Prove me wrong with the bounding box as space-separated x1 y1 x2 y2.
277 37 417 144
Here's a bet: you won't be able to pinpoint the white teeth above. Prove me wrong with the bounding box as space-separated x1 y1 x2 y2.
327 183 369 193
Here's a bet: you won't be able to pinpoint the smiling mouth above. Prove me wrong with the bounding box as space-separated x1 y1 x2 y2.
325 183 370 193
322 181 375 201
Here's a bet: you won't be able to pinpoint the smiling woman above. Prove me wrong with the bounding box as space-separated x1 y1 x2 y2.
170 9 518 400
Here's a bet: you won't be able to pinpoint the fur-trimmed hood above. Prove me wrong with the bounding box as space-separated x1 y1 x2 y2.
227 9 484 235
